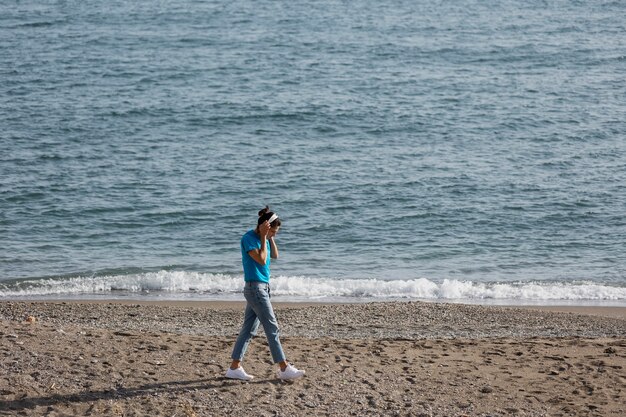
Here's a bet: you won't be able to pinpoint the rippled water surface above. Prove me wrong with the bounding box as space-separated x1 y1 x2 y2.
1 0 625 301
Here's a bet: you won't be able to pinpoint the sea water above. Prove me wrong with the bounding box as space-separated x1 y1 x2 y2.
1 0 625 304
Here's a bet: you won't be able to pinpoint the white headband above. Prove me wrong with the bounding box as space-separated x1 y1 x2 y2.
267 213 278 224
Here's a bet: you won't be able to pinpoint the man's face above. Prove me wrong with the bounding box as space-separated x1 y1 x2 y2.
268 226 280 238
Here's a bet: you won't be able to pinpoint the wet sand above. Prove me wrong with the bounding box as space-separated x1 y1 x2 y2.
1 300 625 416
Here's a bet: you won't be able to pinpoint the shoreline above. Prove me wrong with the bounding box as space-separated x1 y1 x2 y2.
1 299 624 340
2 300 625 416
3 298 626 319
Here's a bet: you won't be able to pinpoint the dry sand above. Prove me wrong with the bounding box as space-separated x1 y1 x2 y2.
1 300 625 416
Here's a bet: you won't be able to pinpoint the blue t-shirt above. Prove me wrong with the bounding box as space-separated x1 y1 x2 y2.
241 229 271 283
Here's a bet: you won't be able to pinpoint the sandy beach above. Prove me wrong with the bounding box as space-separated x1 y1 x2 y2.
1 301 625 416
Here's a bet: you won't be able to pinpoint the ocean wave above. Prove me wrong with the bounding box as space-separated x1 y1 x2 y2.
9 20 66 29
1 271 625 304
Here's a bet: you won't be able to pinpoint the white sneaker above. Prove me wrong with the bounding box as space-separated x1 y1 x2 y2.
277 364 306 380
225 366 254 381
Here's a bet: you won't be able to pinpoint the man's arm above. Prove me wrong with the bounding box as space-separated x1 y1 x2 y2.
248 241 268 265
247 221 270 265
269 237 279 259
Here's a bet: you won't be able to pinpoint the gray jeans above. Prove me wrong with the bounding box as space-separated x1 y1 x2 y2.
231 281 286 364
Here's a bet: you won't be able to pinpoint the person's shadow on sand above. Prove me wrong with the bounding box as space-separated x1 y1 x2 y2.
0 377 281 412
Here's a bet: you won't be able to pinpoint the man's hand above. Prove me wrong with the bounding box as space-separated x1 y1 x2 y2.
258 220 271 238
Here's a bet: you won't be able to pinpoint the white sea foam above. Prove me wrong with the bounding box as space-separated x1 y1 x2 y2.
1 271 625 305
